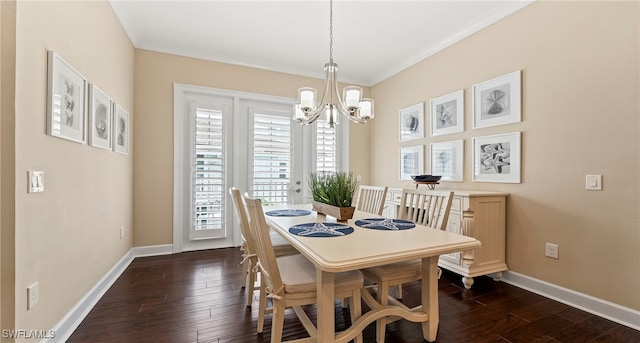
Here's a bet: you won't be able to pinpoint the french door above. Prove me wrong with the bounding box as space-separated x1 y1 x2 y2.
244 101 305 206
174 84 342 252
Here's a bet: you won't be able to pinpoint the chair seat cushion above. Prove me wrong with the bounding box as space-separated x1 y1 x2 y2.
361 259 421 282
270 231 299 256
277 255 364 294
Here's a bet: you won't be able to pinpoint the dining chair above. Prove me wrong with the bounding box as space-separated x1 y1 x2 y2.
228 187 298 308
242 193 364 343
342 185 389 307
361 188 454 343
353 185 388 216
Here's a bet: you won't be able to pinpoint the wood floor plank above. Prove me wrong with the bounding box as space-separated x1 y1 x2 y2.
67 248 639 343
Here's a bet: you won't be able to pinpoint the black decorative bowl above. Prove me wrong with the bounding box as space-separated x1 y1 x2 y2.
411 175 442 182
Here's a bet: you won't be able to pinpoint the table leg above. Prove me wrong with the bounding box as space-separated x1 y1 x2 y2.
317 268 335 343
421 257 439 342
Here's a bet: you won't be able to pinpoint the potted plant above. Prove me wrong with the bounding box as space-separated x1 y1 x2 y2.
308 171 359 221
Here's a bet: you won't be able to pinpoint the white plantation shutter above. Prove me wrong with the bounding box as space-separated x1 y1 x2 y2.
316 119 337 173
191 102 226 239
251 109 292 205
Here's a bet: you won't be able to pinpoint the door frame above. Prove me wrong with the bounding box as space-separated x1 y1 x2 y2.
173 83 303 252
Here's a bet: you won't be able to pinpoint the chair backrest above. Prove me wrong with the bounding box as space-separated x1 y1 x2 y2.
353 185 388 216
242 193 284 295
398 188 454 230
229 187 257 255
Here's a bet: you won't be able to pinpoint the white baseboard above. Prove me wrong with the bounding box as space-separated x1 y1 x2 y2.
501 271 640 331
130 244 173 257
44 244 173 343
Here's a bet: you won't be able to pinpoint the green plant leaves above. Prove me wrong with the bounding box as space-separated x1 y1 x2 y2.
308 171 359 207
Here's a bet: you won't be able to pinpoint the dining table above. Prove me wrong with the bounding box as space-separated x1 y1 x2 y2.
263 205 481 343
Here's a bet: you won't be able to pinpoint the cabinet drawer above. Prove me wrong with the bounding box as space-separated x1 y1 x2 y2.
386 189 403 204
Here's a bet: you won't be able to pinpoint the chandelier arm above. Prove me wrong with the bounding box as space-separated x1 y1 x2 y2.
329 66 369 124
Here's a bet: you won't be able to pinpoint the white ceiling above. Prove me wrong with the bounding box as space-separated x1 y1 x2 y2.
109 0 533 86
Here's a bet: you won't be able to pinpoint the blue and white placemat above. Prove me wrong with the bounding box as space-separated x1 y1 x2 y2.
354 218 416 231
265 209 311 217
289 222 354 237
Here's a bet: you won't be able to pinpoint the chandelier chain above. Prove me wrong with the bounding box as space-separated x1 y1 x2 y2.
329 0 333 64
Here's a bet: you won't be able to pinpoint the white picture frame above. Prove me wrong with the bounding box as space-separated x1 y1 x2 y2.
89 84 112 150
399 103 424 142
46 50 87 143
473 70 521 129
430 89 464 136
430 140 464 182
399 145 424 180
473 132 521 183
113 104 129 155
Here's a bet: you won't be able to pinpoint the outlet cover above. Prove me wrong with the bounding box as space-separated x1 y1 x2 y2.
27 282 39 310
545 243 559 259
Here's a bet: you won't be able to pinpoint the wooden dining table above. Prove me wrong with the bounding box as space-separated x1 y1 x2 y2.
264 205 481 343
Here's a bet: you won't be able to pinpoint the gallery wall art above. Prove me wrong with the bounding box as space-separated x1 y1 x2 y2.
399 103 424 142
473 70 521 129
472 132 521 183
47 51 87 143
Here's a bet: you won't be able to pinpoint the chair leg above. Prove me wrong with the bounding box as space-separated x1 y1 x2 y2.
349 290 363 343
396 283 403 299
376 281 390 343
271 300 285 343
240 250 249 289
241 259 249 289
246 258 256 307
257 276 267 333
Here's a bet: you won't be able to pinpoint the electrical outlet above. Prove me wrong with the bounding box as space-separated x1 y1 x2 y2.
27 282 39 310
120 226 124 239
545 243 559 259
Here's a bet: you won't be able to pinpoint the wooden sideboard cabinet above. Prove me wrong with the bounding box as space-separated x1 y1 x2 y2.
384 188 508 289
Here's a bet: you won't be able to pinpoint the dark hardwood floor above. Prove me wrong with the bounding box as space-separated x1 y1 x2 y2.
68 248 639 343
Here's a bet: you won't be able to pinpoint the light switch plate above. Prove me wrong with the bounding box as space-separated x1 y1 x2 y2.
28 171 45 193
585 175 602 191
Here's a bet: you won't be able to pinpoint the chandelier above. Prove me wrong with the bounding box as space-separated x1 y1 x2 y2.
294 0 374 128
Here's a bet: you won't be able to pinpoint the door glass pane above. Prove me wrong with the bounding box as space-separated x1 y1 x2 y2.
192 104 226 238
251 111 291 206
316 119 337 173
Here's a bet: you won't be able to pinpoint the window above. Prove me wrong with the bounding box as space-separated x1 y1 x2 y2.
250 110 292 205
190 102 227 240
315 119 337 173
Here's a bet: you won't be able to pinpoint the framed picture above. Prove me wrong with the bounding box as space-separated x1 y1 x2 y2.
399 145 424 180
113 104 129 155
473 70 521 129
430 140 463 182
46 50 87 143
430 89 464 136
473 132 521 183
399 103 424 141
88 84 112 150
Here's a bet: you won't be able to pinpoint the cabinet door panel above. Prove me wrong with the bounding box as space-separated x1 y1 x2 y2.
440 212 461 264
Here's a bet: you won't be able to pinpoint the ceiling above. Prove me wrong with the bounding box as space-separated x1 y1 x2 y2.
109 0 533 86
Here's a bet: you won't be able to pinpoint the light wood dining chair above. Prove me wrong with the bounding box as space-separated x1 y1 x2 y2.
361 188 454 343
242 193 364 343
229 188 298 308
353 185 388 216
